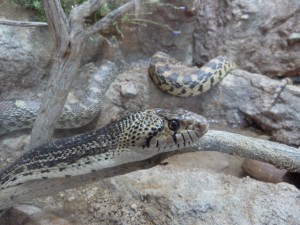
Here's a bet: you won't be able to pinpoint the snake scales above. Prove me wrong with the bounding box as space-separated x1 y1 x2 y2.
0 108 208 189
0 52 288 189
0 61 118 136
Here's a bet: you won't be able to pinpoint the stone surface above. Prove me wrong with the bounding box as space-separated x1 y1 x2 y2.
30 165 300 225
0 22 52 100
0 2 108 101
193 0 300 78
236 70 300 146
0 2 52 100
131 0 198 64
0 204 74 225
243 159 300 188
98 65 300 146
243 159 288 183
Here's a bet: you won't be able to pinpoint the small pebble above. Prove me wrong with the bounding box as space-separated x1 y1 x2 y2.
120 81 137 97
67 196 75 201
130 203 138 212
240 14 249 20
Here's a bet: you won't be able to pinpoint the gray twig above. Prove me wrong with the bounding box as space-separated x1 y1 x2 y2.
0 19 48 27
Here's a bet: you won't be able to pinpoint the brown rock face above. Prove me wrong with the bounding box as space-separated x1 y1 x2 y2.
193 0 300 78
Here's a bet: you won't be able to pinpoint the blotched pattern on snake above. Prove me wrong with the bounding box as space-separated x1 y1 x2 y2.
0 108 208 189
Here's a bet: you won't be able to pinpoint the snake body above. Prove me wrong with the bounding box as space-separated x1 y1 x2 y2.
0 52 234 135
148 51 236 97
0 61 118 136
0 108 208 189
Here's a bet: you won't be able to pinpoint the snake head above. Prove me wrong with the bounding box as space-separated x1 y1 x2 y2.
126 108 208 153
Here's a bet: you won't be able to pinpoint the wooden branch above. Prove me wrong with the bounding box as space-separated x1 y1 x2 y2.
42 0 70 38
1 130 299 210
30 1 74 148
0 19 47 27
29 1 136 148
70 0 108 21
85 0 135 36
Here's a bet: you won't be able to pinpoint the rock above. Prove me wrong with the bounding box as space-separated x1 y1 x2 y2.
99 65 300 146
0 3 108 101
0 26 52 100
236 70 300 145
0 204 74 225
132 0 198 64
243 159 300 188
242 159 288 183
193 0 300 78
120 81 138 97
28 166 300 225
0 3 53 100
122 0 300 79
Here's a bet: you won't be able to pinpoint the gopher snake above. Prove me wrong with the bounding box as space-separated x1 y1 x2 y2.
0 52 292 189
0 108 208 189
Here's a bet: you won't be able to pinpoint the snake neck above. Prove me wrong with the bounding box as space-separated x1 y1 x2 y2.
0 113 133 189
0 108 208 189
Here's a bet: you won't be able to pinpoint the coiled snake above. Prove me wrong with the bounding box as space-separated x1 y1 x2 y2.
0 52 287 189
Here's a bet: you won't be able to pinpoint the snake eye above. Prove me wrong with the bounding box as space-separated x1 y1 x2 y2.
168 119 180 131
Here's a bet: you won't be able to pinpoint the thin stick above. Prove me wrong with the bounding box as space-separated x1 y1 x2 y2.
85 0 135 36
0 19 48 27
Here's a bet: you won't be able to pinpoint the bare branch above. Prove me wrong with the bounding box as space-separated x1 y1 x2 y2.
0 19 47 27
42 0 70 41
1 130 299 209
30 1 75 148
29 1 135 148
70 0 108 21
85 0 135 36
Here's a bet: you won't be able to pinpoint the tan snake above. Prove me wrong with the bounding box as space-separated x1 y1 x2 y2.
0 108 208 189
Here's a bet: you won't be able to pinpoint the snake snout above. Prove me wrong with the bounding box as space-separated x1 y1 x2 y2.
182 111 209 137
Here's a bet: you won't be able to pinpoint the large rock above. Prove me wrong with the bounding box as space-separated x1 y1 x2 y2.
126 0 300 78
0 2 108 100
130 0 198 64
0 22 52 100
193 0 300 77
30 165 300 225
98 64 300 146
